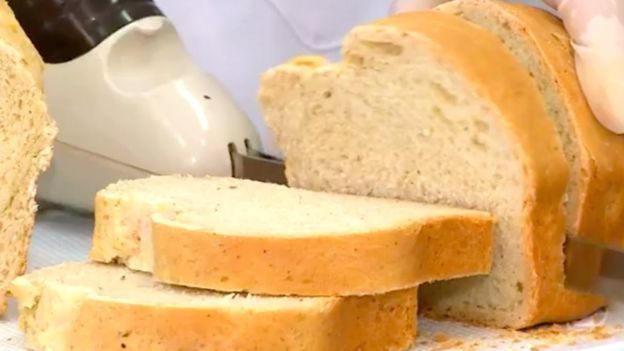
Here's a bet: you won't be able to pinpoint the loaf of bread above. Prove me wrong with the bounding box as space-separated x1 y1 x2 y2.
258 11 603 328
0 4 56 314
90 175 493 296
10 262 417 351
436 0 624 287
438 0 624 249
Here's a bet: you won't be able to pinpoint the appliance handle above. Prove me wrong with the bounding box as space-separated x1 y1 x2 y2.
8 0 163 63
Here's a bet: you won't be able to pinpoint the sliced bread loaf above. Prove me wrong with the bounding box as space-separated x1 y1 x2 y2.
90 175 492 296
0 38 56 313
436 0 624 273
10 262 417 351
258 11 603 328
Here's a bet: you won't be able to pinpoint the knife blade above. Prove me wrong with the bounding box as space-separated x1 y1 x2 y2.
228 140 287 185
565 239 624 301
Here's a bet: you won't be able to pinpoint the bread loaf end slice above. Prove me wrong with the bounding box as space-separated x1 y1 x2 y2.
0 39 55 314
436 0 624 285
10 262 417 351
438 0 624 249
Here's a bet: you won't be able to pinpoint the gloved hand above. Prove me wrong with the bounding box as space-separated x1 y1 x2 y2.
390 0 624 134
545 0 624 133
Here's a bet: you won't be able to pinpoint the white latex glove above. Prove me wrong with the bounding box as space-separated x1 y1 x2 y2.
545 0 624 133
391 0 624 134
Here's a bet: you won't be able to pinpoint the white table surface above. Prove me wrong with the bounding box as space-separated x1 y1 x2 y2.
1 209 623 350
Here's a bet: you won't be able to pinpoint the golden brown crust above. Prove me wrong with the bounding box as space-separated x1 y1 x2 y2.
490 4 609 323
14 278 417 351
374 12 603 327
288 55 329 68
501 2 624 250
151 214 492 296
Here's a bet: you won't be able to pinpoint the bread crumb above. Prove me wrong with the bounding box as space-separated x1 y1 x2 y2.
420 310 624 350
432 333 449 343
590 326 613 340
431 340 464 351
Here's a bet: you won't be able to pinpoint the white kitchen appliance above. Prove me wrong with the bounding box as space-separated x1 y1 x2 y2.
9 0 275 212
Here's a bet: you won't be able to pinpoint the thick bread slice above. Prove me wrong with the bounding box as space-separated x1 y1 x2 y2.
437 0 624 266
10 262 417 351
258 11 603 328
0 39 55 314
0 0 43 88
90 175 493 296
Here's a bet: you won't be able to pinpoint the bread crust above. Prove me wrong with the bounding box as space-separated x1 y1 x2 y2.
151 212 492 296
10 268 418 351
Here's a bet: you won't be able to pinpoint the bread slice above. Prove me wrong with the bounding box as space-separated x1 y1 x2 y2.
258 11 603 328
10 262 417 351
90 175 492 296
0 38 55 314
436 0 624 273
